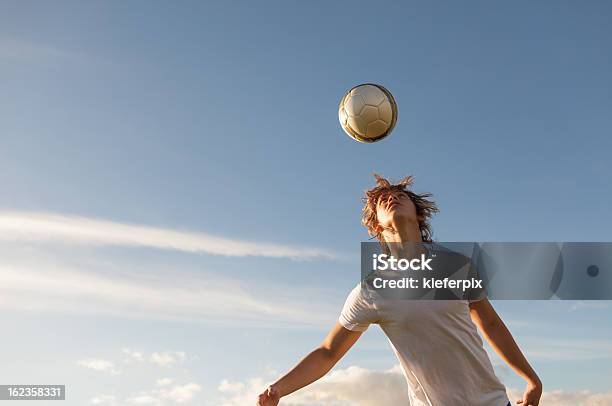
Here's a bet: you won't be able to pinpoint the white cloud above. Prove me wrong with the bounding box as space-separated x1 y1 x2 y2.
150 352 186 368
218 365 612 406
121 348 190 368
124 383 201 405
0 211 342 328
156 378 174 386
506 387 612 406
77 359 120 375
0 259 335 327
217 365 408 406
570 301 610 311
90 394 118 405
0 211 340 260
0 38 73 62
84 350 200 404
159 383 201 403
126 393 163 405
521 337 612 361
122 348 146 363
218 380 245 393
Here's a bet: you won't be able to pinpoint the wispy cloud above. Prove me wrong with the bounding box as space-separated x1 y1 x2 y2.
0 259 335 327
90 394 118 405
569 301 610 311
77 359 121 375
125 393 164 405
150 352 186 368
122 348 146 363
120 383 201 405
158 383 201 403
85 349 200 404
122 349 194 369
156 378 174 387
0 37 118 71
0 38 74 62
519 337 612 361
0 211 341 261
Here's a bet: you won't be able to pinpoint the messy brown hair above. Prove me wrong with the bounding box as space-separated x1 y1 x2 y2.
362 174 439 245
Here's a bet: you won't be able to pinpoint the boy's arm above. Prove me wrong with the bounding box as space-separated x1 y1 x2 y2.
257 322 362 406
469 298 542 406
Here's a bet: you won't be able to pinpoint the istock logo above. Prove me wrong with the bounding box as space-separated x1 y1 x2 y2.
372 254 433 271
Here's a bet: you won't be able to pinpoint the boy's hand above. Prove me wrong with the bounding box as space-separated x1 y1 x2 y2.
256 385 280 406
516 379 542 406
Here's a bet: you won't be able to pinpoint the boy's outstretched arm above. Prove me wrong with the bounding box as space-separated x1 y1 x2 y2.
256 322 362 406
469 298 543 406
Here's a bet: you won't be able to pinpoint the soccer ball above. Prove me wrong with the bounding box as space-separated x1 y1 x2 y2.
338 83 398 143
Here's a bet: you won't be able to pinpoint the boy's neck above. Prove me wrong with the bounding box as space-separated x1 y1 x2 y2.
385 221 425 258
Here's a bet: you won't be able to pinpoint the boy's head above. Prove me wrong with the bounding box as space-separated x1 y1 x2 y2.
362 174 438 246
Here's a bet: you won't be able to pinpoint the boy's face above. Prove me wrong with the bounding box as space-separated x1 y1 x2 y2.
375 190 419 236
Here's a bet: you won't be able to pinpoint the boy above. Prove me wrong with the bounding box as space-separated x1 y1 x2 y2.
257 174 542 406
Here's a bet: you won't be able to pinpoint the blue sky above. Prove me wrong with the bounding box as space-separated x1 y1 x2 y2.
1 1 611 405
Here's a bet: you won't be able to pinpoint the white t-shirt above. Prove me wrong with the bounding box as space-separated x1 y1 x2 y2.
339 284 510 406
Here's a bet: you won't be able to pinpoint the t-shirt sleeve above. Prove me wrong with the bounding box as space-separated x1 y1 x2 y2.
338 284 378 332
466 243 487 302
467 295 487 303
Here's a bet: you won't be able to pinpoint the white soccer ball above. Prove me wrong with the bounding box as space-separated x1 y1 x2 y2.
338 83 398 143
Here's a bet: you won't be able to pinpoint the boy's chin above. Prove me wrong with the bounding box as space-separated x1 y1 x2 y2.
390 212 418 225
